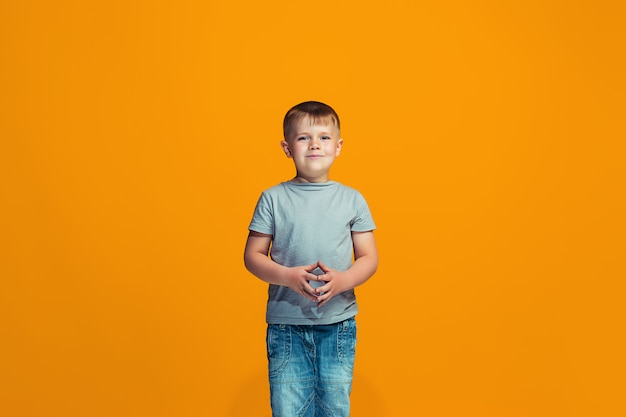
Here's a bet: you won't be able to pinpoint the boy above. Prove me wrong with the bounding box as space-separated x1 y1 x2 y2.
244 101 378 417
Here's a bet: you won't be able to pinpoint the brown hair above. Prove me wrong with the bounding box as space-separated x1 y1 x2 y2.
283 101 340 140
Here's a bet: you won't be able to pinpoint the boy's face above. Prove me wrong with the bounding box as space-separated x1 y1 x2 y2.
281 116 343 183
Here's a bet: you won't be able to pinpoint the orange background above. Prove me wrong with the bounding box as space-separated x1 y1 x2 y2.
1 1 625 416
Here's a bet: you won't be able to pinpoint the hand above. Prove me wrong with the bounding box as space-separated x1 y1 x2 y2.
313 260 348 307
285 262 321 302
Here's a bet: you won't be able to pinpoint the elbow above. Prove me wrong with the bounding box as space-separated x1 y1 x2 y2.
243 252 253 274
370 253 379 276
243 247 253 272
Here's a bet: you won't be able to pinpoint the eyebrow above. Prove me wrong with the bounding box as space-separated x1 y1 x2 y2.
294 131 333 136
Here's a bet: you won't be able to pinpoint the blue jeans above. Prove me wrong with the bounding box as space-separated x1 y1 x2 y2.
266 317 356 417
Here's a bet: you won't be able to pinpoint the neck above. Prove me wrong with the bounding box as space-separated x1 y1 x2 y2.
291 173 330 183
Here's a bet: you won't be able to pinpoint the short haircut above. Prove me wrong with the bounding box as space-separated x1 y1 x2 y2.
283 101 341 140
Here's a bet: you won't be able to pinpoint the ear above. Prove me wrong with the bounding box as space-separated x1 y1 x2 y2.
281 140 292 158
335 139 343 157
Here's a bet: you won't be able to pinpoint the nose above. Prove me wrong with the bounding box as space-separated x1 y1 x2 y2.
309 138 321 149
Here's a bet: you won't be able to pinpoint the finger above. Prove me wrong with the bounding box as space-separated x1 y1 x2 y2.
313 270 330 283
315 284 328 295
311 273 328 282
307 272 319 280
317 293 330 307
302 284 319 301
317 260 330 273
304 262 319 272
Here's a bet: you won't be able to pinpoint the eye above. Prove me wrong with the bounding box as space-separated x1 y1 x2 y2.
297 136 309 141
321 135 331 140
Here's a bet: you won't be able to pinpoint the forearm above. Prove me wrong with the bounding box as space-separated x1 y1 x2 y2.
244 251 289 286
337 230 378 292
342 254 378 290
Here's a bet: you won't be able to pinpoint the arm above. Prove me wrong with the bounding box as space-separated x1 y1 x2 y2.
315 230 378 307
243 231 319 301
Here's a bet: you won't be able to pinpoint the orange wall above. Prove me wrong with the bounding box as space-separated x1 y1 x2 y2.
1 1 624 416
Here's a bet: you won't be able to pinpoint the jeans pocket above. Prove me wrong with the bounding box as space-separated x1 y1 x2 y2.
337 318 357 373
267 324 291 378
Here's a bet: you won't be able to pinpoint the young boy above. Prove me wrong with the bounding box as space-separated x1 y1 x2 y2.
244 101 378 417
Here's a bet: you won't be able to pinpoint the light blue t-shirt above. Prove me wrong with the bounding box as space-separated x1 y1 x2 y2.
248 181 376 325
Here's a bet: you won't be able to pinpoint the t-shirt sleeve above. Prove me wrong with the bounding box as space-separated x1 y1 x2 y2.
350 191 376 232
248 192 274 235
